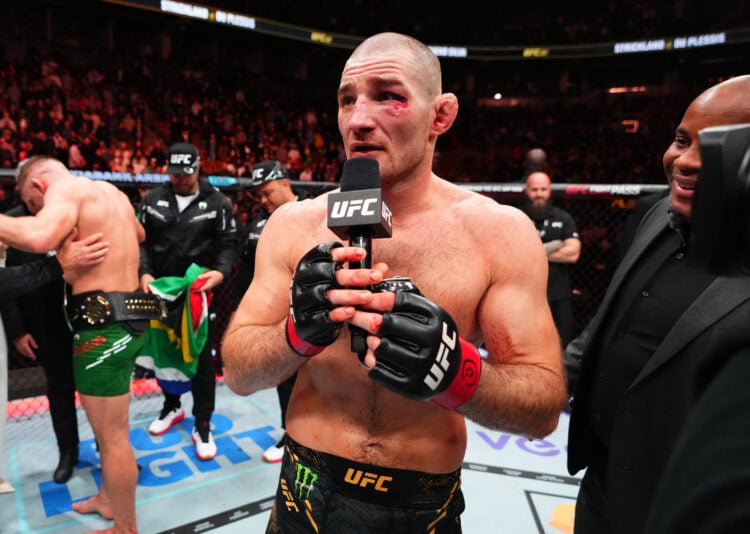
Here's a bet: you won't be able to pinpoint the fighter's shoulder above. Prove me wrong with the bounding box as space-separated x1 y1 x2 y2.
451 186 530 227
450 195 537 259
273 193 326 221
54 175 105 200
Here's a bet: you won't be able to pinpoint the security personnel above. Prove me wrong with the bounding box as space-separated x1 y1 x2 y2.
521 171 581 347
138 142 238 460
234 160 306 463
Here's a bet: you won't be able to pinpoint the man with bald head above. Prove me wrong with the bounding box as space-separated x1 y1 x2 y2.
0 155 162 533
567 75 750 534
522 171 581 347
223 32 566 533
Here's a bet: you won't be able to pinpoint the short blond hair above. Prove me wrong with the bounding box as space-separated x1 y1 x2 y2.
15 155 65 189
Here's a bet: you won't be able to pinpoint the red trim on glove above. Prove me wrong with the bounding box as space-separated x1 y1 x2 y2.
285 316 326 357
433 338 482 410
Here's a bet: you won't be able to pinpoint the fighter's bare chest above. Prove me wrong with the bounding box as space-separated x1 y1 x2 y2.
370 233 480 317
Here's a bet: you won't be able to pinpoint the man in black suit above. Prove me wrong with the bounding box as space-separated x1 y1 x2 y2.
0 234 107 300
1 231 107 493
566 74 750 534
1 203 107 484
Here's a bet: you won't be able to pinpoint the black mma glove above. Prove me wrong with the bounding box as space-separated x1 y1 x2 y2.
285 242 344 356
369 278 482 409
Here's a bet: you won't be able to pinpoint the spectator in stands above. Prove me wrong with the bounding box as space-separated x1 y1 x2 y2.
0 138 16 168
113 141 133 170
138 142 238 460
298 162 313 181
521 147 548 181
521 171 581 347
110 152 128 173
566 74 750 534
147 139 167 169
118 111 137 142
0 112 17 136
130 149 148 174
67 140 86 170
95 141 114 170
232 160 307 463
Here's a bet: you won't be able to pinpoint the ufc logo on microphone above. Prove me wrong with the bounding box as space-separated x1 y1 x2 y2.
381 202 393 227
424 322 456 391
330 199 377 218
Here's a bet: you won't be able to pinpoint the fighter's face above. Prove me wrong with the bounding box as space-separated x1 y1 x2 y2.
337 47 434 184
20 181 44 214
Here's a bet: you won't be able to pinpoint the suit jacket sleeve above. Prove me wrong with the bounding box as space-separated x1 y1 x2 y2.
563 321 591 396
0 282 28 342
0 256 62 301
643 346 750 533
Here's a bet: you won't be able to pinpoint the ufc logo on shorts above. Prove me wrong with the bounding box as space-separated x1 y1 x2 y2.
424 322 456 391
343 468 392 492
330 199 377 218
280 479 299 512
170 154 192 164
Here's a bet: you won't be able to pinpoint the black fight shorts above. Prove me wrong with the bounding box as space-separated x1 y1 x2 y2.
266 436 465 534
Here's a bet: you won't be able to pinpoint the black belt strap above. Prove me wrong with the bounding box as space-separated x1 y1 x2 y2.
66 290 166 331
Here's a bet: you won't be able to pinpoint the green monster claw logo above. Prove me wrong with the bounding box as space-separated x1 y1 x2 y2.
294 463 318 499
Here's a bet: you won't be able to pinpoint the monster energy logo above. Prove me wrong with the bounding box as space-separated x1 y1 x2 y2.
294 463 318 499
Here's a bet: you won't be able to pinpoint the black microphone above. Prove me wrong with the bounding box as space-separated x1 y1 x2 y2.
327 157 393 357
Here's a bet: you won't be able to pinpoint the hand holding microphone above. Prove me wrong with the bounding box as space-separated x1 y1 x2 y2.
285 242 345 357
288 153 390 359
327 157 392 359
323 158 481 409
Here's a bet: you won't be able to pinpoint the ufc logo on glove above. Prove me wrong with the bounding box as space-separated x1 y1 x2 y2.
424 322 457 391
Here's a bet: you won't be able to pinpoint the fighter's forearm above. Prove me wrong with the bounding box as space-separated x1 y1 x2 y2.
222 320 304 396
0 214 60 253
461 359 567 439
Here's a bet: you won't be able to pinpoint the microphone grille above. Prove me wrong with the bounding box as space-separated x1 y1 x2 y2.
341 157 381 191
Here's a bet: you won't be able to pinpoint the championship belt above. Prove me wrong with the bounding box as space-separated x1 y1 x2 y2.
66 290 167 330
